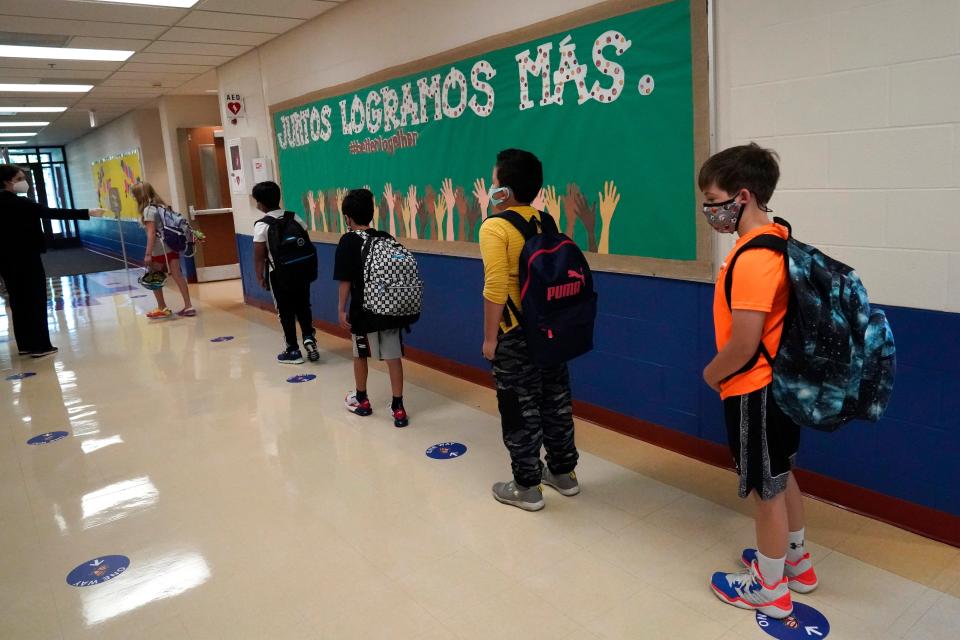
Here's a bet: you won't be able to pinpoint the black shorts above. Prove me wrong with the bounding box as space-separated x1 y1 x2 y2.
723 385 801 500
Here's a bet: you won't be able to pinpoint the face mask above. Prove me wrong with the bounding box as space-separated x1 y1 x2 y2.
11 180 29 194
488 185 510 207
701 196 744 234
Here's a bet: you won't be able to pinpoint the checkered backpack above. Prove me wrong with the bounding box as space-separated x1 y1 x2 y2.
356 230 423 330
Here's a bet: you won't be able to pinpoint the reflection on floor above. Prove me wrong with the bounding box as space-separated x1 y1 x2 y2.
1 270 958 640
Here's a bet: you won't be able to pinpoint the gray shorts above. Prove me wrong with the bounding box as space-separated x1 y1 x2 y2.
352 329 403 360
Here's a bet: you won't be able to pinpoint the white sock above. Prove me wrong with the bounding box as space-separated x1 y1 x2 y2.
756 550 786 584
787 528 806 563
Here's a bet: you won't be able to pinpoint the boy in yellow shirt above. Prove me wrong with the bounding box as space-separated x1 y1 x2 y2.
479 149 579 511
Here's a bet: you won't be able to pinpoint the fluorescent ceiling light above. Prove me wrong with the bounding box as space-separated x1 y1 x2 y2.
0 121 49 126
0 45 133 62
0 132 37 137
83 0 200 7
0 141 28 145
0 106 67 113
0 84 92 93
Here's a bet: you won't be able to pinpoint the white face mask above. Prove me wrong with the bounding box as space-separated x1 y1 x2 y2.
11 180 29 194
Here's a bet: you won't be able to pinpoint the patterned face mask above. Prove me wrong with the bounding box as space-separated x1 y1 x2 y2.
701 196 744 234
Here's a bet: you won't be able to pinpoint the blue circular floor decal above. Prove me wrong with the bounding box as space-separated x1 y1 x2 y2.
6 372 36 381
67 555 130 587
756 603 829 639
210 336 235 342
425 442 467 459
287 374 316 383
27 431 69 446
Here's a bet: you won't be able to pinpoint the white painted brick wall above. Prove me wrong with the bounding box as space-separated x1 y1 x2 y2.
717 0 960 312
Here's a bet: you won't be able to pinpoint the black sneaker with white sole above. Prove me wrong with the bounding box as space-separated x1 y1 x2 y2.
303 336 320 362
30 347 58 359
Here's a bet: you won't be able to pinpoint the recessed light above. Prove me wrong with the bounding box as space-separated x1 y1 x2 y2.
0 121 49 126
0 107 68 113
80 0 200 7
0 84 93 93
0 132 37 137
0 45 133 62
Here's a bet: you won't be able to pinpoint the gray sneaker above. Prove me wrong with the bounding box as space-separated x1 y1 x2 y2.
542 469 580 496
492 481 545 511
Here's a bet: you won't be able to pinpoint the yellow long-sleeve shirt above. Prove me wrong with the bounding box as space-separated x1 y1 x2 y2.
479 206 541 334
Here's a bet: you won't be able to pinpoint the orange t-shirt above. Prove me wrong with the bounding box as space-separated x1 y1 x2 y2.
713 223 790 400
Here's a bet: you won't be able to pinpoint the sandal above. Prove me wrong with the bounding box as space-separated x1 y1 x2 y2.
177 308 197 317
146 308 173 319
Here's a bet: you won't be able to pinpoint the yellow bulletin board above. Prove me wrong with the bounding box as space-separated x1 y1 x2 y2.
91 149 144 220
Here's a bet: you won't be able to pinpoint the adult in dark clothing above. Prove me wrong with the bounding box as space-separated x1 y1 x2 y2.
0 164 104 357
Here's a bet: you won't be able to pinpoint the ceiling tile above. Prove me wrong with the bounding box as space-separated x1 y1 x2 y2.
121 62 214 74
0 67 113 80
66 38 153 51
160 27 275 46
195 0 337 20
129 52 233 66
1 0 187 26
144 41 252 57
1 16 166 40
0 58 122 72
178 10 303 34
102 72 198 88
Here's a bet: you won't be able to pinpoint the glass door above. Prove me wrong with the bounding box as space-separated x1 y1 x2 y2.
12 148 80 249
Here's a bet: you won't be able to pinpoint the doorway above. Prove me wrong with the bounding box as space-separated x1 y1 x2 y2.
6 147 80 249
178 127 240 282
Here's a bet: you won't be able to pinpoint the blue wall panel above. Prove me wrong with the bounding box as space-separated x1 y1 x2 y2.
237 234 960 516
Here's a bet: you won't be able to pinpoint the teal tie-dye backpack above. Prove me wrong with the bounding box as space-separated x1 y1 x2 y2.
725 217 896 431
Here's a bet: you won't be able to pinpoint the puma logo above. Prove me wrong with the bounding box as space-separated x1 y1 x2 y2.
547 269 586 301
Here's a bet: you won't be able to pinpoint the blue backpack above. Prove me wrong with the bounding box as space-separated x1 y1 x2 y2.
725 217 896 431
488 210 597 368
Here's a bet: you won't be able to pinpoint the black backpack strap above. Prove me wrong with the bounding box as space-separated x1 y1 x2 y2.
721 233 788 381
484 210 549 329
724 234 788 309
486 210 537 240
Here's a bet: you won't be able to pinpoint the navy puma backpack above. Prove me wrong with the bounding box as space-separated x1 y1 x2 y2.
489 210 597 368
725 217 896 431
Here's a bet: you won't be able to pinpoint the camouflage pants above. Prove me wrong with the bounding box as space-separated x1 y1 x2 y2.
492 329 578 487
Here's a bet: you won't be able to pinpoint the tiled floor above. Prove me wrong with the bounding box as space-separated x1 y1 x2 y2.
1 270 957 639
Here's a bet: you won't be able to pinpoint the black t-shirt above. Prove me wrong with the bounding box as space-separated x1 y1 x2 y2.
333 229 392 335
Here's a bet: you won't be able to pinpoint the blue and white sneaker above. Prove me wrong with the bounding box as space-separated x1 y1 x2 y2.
711 560 793 619
277 347 304 364
742 548 819 593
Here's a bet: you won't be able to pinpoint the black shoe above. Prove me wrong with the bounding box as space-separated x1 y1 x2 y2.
303 336 320 362
30 347 58 358
277 348 304 364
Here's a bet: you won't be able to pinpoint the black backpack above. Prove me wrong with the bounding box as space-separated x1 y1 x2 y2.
724 217 896 431
488 210 597 368
259 211 318 283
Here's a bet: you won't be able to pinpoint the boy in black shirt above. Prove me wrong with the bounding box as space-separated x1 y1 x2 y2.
333 189 409 427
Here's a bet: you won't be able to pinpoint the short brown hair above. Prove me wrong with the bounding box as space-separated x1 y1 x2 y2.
698 143 780 208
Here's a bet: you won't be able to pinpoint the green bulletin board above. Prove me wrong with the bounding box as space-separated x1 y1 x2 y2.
272 0 711 278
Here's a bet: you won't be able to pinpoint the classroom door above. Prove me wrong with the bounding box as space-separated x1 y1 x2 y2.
180 127 239 282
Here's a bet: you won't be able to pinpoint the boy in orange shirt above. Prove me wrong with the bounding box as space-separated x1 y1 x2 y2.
701 144 817 620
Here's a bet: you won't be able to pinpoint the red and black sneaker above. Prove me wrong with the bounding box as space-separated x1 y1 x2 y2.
345 391 372 417
391 406 409 428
